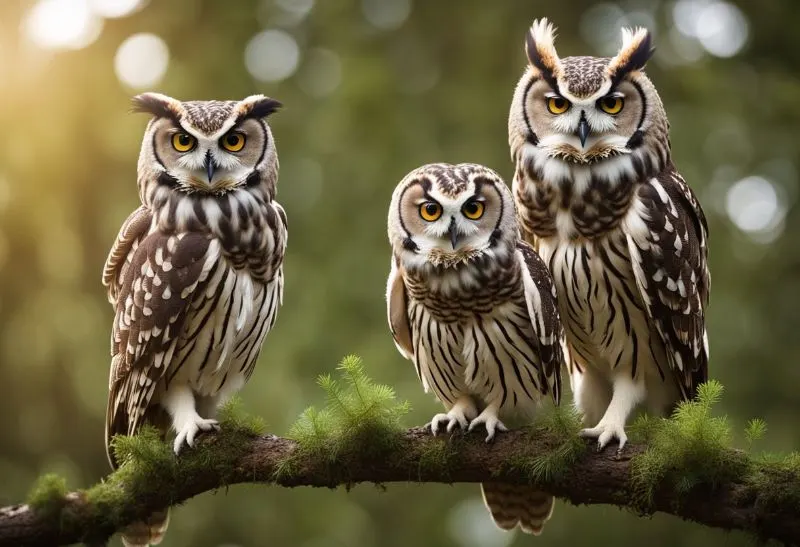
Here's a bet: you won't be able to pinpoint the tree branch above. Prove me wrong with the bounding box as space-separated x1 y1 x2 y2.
0 427 797 547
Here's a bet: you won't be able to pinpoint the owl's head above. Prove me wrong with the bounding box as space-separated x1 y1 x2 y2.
133 92 281 204
388 163 517 270
509 19 669 171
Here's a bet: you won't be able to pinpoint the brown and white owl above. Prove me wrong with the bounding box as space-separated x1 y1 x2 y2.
386 162 565 534
103 93 287 546
508 19 710 450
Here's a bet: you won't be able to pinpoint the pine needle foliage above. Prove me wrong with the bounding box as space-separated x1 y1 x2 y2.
630 380 750 508
281 355 411 478
743 418 767 451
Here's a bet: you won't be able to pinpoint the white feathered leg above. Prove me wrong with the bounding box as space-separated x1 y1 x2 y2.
580 373 644 451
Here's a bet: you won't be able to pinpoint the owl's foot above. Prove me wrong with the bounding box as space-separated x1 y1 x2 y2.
173 416 220 455
580 420 627 452
467 407 507 443
428 397 477 436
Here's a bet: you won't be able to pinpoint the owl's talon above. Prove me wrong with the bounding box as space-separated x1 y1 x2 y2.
173 417 220 455
467 408 507 443
428 408 470 436
580 421 627 452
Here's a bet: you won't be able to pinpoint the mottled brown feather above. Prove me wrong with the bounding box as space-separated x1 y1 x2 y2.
102 206 152 304
105 231 214 466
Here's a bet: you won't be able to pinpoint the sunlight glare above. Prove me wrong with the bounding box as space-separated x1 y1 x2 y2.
114 33 169 89
88 0 146 18
24 0 103 50
244 30 300 82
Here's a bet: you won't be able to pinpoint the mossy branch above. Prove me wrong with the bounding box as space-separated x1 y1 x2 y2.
2 361 799 546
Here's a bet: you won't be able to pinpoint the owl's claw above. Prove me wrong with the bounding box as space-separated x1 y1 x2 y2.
467 407 507 443
428 410 469 436
580 421 628 453
173 417 220 455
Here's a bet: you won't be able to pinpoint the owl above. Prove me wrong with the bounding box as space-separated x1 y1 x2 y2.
386 163 565 534
102 93 287 546
508 19 710 450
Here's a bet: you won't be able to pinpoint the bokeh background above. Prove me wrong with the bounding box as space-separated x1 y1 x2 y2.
0 0 798 546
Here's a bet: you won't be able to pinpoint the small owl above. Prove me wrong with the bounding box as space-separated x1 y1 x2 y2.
386 163 564 534
508 19 710 450
103 93 287 546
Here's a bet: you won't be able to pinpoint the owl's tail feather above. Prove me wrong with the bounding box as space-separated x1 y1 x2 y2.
120 508 170 547
481 483 554 535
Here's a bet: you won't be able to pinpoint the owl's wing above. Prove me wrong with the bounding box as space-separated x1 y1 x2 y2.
386 255 413 360
625 167 710 401
105 231 220 466
102 205 153 304
515 241 564 405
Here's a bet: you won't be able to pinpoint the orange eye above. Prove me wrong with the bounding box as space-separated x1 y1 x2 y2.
419 201 442 222
172 133 196 152
599 96 624 114
462 200 484 220
221 132 246 152
546 97 570 114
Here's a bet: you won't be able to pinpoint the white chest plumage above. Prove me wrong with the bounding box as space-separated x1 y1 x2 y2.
536 223 665 382
166 254 283 399
407 298 547 417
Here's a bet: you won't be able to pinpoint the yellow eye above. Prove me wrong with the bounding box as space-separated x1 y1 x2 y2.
546 97 570 114
462 200 484 220
419 201 442 222
172 133 196 152
599 96 624 114
221 132 246 152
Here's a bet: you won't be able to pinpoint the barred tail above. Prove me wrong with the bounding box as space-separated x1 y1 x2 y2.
121 508 170 547
481 483 554 535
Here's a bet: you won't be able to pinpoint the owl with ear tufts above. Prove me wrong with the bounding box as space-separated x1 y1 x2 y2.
508 19 710 451
386 163 565 535
102 93 287 546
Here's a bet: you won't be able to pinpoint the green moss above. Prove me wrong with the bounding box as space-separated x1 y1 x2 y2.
26 473 68 515
503 405 586 484
630 381 750 509
78 401 264 532
747 452 800 514
278 355 411 480
218 396 267 436
413 435 463 480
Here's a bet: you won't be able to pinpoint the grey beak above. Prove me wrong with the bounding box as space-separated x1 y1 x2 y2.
448 217 460 250
578 115 590 147
204 151 218 183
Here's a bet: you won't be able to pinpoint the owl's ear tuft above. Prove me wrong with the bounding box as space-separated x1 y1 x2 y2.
607 27 654 85
525 18 562 90
236 95 282 121
130 92 182 121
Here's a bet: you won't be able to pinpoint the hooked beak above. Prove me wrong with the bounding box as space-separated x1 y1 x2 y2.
204 151 218 183
577 115 590 148
447 217 460 250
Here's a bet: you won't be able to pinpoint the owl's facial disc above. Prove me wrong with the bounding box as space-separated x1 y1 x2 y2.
526 80 644 165
153 118 266 194
397 179 504 267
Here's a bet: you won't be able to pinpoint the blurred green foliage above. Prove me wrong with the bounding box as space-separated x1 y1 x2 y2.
0 0 798 546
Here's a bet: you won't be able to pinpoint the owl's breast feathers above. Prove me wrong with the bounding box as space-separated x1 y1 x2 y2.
513 139 670 241
516 157 709 400
152 190 288 283
402 250 521 322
